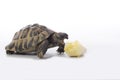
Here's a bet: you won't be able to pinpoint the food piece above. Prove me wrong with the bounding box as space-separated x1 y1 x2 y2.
64 41 86 57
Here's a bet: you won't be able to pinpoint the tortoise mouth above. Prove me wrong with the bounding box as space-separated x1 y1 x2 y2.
64 35 68 39
65 36 68 39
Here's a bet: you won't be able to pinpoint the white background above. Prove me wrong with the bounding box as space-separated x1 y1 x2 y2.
0 0 120 80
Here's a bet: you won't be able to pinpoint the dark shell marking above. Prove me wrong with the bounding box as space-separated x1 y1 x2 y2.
21 27 30 38
28 38 34 48
24 39 28 49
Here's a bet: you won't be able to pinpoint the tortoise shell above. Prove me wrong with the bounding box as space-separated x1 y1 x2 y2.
5 24 55 52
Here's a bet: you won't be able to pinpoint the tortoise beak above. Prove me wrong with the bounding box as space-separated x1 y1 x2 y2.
65 35 68 39
65 36 68 39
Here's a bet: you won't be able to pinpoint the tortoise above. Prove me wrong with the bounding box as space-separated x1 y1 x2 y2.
5 23 68 58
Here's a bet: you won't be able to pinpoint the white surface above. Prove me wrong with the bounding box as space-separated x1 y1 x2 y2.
0 0 120 80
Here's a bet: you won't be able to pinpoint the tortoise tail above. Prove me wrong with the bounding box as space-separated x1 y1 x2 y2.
5 42 15 51
5 45 8 50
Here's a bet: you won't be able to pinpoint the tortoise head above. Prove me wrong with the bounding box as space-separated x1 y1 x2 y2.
54 32 68 46
57 32 68 39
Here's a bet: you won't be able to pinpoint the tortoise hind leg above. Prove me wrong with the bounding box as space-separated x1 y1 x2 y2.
6 50 15 54
36 40 49 58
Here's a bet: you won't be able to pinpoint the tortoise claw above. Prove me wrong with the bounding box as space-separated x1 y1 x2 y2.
57 47 64 54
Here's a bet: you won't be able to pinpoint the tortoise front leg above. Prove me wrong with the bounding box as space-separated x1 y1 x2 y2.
36 40 49 58
57 44 65 54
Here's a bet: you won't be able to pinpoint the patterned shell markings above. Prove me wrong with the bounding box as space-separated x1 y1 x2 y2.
5 24 54 52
